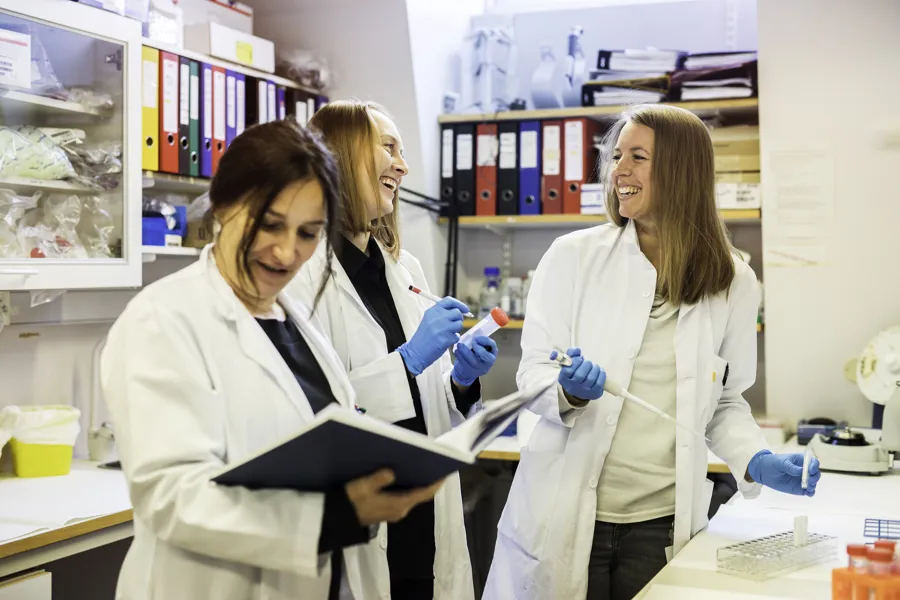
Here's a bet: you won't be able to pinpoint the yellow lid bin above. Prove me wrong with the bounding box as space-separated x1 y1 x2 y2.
9 439 74 478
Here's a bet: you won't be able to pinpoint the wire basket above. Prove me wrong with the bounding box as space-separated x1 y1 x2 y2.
864 518 900 540
716 531 839 580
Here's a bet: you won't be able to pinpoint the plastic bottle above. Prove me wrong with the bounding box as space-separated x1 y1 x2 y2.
506 277 523 318
846 544 869 572
456 307 510 350
522 269 536 315
479 267 501 318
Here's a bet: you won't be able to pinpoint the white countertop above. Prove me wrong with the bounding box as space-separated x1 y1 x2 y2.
638 467 900 598
0 461 130 546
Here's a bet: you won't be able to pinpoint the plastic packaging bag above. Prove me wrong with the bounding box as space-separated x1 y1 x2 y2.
0 189 39 258
0 126 77 182
276 49 331 91
0 405 81 448
18 193 88 259
76 195 116 258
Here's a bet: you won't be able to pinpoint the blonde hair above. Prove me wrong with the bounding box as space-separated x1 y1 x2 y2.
601 104 735 305
307 99 401 258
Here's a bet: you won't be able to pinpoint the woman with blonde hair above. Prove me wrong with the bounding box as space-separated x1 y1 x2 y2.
288 100 495 599
484 104 819 600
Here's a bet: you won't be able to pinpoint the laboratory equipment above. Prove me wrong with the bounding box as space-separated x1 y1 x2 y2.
478 267 501 318
716 529 838 580
561 26 586 107
408 285 475 319
847 544 869 572
530 44 562 109
548 349 710 442
522 269 536 315
505 277 524 318
457 307 509 351
865 519 900 541
810 326 900 474
797 417 847 445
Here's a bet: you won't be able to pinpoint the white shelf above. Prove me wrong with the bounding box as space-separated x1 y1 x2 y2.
141 38 319 94
142 171 211 194
141 246 201 262
0 177 95 193
0 89 106 118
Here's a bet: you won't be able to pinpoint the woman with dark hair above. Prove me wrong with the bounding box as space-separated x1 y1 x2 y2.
101 120 443 600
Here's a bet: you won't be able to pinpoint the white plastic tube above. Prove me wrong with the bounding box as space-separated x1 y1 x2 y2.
456 307 510 350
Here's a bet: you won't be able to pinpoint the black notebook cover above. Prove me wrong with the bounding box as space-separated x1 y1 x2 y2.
212 408 471 493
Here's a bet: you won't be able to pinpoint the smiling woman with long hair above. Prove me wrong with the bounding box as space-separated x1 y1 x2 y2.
287 99 496 600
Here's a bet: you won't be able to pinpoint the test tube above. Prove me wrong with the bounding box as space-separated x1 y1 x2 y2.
801 444 816 490
846 544 869 572
793 515 808 547
456 307 510 350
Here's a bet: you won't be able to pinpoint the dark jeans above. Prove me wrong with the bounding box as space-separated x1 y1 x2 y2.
586 515 674 600
390 578 433 600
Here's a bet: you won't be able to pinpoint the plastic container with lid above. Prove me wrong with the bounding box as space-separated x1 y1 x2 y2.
867 547 894 577
847 544 869 572
873 540 898 574
456 307 510 351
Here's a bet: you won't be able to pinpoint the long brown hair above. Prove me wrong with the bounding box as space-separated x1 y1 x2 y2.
208 119 341 308
307 99 401 258
600 104 736 305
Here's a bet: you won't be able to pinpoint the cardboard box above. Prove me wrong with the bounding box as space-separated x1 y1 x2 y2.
180 0 253 34
184 22 274 73
716 182 761 209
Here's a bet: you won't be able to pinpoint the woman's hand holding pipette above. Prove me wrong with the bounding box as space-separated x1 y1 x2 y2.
555 347 607 402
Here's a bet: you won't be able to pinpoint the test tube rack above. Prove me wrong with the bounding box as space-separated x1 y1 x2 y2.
716 531 839 580
866 519 900 541
832 568 900 600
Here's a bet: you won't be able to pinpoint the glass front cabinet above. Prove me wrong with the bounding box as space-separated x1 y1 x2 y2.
0 0 141 290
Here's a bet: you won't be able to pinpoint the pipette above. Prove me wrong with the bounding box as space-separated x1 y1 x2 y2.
549 349 711 443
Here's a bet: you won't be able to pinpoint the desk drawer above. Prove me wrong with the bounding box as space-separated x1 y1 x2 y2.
0 570 51 599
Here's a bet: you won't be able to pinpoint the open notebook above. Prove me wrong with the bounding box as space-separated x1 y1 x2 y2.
212 380 554 492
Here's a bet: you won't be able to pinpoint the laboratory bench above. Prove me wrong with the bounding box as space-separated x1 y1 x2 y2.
0 462 132 599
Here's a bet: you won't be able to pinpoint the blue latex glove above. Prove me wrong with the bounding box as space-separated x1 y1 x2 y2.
452 335 498 386
747 450 820 497
398 297 468 376
557 347 606 401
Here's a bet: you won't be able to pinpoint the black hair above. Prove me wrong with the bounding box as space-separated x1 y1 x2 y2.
208 119 340 308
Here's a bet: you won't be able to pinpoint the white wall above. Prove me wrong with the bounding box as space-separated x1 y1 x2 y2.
758 0 900 426
248 0 484 291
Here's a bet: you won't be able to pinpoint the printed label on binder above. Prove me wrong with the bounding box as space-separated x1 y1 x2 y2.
520 130 538 170
441 129 454 179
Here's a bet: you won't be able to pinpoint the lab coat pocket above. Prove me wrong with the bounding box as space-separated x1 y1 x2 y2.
349 352 417 424
690 477 714 537
497 449 566 560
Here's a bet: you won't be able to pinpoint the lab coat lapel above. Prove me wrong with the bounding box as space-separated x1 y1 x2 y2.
202 246 316 422
280 295 355 410
379 244 421 344
309 242 382 331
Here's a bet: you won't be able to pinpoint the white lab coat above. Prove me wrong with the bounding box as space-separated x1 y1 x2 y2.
101 246 387 600
484 221 770 600
287 240 477 600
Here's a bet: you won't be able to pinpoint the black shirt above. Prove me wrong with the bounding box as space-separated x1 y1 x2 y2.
256 316 371 599
336 237 479 584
